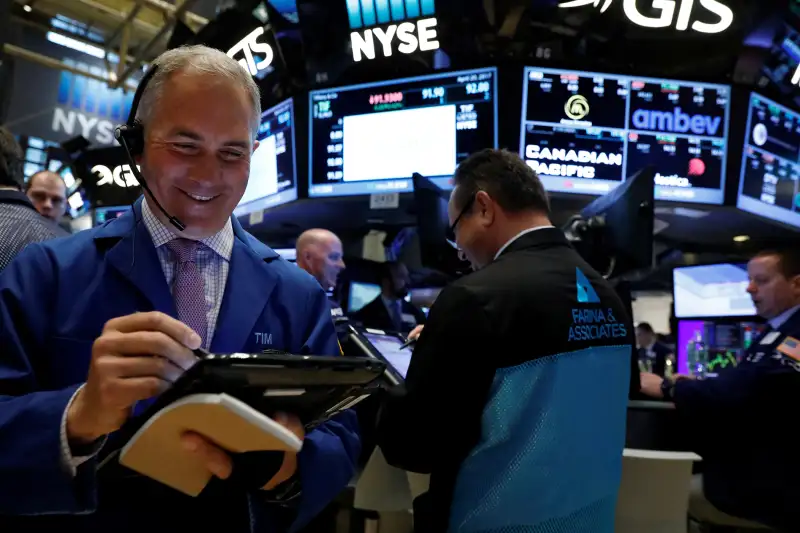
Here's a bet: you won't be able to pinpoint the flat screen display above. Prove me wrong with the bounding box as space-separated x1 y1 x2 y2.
520 67 731 204
348 281 381 313
362 331 413 378
676 320 766 377
309 67 498 197
737 93 800 229
234 98 297 217
673 263 757 319
93 205 131 226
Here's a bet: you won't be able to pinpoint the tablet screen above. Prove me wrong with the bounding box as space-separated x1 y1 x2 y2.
363 332 413 379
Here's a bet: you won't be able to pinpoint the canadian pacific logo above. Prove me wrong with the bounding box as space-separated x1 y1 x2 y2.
557 0 734 34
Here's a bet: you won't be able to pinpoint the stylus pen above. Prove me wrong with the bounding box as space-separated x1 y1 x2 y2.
399 338 416 350
193 347 212 359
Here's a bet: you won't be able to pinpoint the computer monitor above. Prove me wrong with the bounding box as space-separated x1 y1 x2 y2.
520 67 731 204
308 67 498 197
234 98 298 217
93 206 131 226
348 281 381 313
676 319 767 378
564 166 655 278
673 263 757 319
737 92 800 229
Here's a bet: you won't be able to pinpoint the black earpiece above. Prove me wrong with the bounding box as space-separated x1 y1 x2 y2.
115 65 186 232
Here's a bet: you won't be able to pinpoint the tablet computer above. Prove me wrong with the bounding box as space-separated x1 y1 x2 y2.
116 353 386 441
348 326 413 384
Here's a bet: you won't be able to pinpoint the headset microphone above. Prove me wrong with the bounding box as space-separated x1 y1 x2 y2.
114 65 186 232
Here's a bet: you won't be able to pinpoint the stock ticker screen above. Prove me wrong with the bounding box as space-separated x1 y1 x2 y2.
520 67 731 204
737 93 800 230
308 68 498 197
234 98 297 218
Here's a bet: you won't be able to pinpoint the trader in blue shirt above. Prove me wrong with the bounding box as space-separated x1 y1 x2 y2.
0 45 358 533
641 249 800 531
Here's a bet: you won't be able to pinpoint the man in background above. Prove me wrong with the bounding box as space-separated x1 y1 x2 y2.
26 169 67 223
636 322 673 376
0 127 68 271
641 249 800 531
296 228 347 317
353 261 426 334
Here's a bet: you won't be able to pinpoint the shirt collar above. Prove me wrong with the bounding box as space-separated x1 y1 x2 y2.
0 189 36 209
494 226 556 260
141 197 234 261
769 304 800 330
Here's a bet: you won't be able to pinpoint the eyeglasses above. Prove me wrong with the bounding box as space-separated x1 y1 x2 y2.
445 193 476 249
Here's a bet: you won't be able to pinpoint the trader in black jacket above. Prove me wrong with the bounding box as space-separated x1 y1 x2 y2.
353 261 426 334
378 149 633 533
0 127 68 271
641 249 800 531
636 322 673 376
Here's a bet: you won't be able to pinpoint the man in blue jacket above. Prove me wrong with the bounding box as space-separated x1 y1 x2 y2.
0 45 358 533
641 249 800 531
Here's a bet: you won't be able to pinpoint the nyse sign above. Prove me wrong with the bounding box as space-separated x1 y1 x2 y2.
351 18 440 62
558 0 734 34
93 164 140 188
227 27 274 76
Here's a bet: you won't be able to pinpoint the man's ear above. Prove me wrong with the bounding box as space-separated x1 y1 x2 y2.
252 140 260 154
475 190 495 226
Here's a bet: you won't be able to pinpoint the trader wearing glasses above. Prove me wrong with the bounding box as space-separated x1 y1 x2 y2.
378 149 633 533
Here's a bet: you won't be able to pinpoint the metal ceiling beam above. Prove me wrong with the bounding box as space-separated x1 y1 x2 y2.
70 0 160 35
139 0 208 28
105 0 145 47
112 0 201 89
3 43 138 91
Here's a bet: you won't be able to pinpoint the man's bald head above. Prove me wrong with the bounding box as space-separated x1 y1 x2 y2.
296 229 345 290
27 171 66 221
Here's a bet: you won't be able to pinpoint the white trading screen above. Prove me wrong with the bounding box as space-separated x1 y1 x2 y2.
241 133 279 206
342 105 457 182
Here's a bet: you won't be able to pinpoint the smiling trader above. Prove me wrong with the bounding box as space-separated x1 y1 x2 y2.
0 45 359 533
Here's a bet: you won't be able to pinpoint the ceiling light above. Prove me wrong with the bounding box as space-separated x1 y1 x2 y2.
733 235 750 243
23 4 32 12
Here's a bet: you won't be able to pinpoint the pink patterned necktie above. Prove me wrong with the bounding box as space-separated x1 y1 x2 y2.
165 238 208 347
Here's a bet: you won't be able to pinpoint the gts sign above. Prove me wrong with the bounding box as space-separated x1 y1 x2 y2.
558 0 734 34
93 164 140 188
227 27 274 77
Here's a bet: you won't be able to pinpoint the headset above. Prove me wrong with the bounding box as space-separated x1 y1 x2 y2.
114 65 187 232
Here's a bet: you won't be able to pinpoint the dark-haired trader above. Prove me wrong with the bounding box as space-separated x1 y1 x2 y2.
0 127 68 272
641 249 800 531
378 149 634 532
0 46 358 533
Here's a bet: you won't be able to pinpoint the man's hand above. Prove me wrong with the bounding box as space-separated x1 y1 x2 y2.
408 325 424 342
640 372 665 399
181 413 305 490
67 312 202 443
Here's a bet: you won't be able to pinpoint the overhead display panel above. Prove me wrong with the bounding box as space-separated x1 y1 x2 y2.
308 67 498 197
520 67 731 204
737 92 800 229
235 98 298 217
